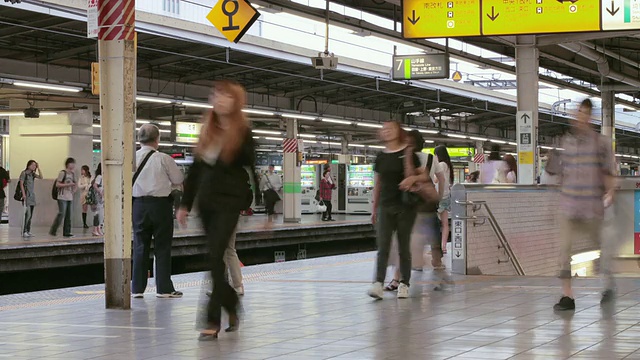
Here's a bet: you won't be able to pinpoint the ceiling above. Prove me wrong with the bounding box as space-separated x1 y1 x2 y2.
0 3 639 151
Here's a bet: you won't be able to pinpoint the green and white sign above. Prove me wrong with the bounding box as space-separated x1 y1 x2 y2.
176 122 202 143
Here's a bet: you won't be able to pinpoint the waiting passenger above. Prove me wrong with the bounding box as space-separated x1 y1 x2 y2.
79 165 92 229
319 168 336 221
368 121 422 300
502 154 518 184
554 98 617 311
132 124 184 299
465 171 480 184
0 165 9 219
260 164 282 217
18 160 42 238
434 145 454 254
49 157 77 238
90 163 104 237
177 80 257 340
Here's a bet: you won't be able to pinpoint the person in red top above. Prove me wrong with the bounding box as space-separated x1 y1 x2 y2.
319 168 336 221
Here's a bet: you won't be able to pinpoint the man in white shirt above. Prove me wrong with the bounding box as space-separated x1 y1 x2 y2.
132 124 184 299
260 165 282 215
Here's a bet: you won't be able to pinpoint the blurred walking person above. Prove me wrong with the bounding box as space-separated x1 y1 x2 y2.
368 121 422 300
132 124 184 299
554 99 617 311
177 80 257 340
18 160 42 238
90 163 104 236
434 145 454 254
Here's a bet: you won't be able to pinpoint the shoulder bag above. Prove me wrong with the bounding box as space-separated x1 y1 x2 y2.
133 150 156 185
401 147 440 210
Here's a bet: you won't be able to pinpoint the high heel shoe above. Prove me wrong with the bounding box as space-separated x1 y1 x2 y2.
198 329 219 341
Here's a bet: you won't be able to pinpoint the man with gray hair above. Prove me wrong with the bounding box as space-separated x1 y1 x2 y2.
132 123 184 299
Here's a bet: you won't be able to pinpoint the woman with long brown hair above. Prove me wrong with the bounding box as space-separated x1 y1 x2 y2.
503 154 517 183
177 80 256 340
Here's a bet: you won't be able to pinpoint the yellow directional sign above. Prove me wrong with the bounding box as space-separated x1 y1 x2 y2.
402 0 481 39
207 0 261 43
482 0 600 36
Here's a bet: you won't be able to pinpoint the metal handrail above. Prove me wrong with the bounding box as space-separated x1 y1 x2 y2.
455 200 526 275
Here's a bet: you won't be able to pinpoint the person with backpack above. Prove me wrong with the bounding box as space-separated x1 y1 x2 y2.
49 158 77 237
18 160 42 238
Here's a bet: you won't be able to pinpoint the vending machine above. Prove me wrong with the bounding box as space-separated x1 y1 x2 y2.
346 164 374 214
301 164 319 214
329 163 347 214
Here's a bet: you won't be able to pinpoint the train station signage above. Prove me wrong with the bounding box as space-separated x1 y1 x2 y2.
176 122 202 143
207 0 261 43
402 0 640 39
391 54 450 80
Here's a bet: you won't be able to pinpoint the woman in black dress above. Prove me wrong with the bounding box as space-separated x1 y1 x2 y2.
177 80 256 340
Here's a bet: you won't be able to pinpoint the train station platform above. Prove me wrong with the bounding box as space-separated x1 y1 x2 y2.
1 252 639 360
0 214 374 274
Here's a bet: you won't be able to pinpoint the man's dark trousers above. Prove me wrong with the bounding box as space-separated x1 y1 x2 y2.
132 197 176 294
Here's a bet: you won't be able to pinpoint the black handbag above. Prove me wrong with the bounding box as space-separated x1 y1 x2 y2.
13 182 23 202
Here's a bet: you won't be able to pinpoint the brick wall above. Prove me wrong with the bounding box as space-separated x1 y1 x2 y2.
465 189 599 276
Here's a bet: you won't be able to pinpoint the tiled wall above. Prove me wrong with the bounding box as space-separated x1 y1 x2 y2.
465 190 599 276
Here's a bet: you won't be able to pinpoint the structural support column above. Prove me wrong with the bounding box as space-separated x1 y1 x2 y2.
98 0 136 309
515 35 539 184
283 119 301 223
601 89 616 148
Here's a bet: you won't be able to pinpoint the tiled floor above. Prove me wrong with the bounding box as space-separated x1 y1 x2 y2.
0 213 370 247
0 252 638 360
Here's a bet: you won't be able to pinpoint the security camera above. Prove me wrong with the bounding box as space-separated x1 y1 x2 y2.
311 53 338 70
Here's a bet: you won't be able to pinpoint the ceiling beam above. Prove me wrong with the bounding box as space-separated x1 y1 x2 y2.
139 47 225 68
537 31 640 46
180 58 281 82
45 44 96 62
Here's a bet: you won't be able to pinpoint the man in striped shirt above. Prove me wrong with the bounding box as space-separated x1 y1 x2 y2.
555 98 617 311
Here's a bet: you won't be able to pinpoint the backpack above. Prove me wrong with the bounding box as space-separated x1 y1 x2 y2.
52 171 68 200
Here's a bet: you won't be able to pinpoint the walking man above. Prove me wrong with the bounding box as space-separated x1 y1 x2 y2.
554 98 617 311
132 124 184 299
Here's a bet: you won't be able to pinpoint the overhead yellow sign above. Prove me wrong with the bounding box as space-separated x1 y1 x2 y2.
91 62 100 96
481 0 600 36
207 0 261 43
403 0 481 38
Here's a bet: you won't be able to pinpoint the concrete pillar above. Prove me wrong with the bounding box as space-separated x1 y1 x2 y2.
98 0 136 309
283 118 301 223
7 109 92 229
515 35 539 184
601 89 615 149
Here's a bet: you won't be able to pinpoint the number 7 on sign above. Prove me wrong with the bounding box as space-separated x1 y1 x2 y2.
396 59 404 71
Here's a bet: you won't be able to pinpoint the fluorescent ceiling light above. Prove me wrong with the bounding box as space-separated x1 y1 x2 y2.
424 140 435 143
92 139 100 143
303 140 318 144
508 142 517 146
571 250 600 265
490 139 506 144
253 136 260 139
540 146 554 150
469 136 488 141
369 145 385 149
265 137 285 141
556 147 565 151
136 96 172 104
321 118 352 125
418 129 439 134
13 81 82 93
0 111 58 116
357 123 383 129
252 129 282 135
321 141 341 146
135 120 150 124
281 113 317 120
243 109 276 116
615 154 623 157
92 124 101 128
349 144 366 147
298 134 317 138
181 101 212 109
446 133 468 139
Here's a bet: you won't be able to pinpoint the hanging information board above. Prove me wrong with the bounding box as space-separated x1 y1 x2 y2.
391 54 450 80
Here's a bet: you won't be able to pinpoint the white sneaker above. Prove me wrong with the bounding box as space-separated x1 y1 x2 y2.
156 291 183 298
367 282 384 300
235 286 244 296
132 293 144 299
397 283 410 299
22 232 31 238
